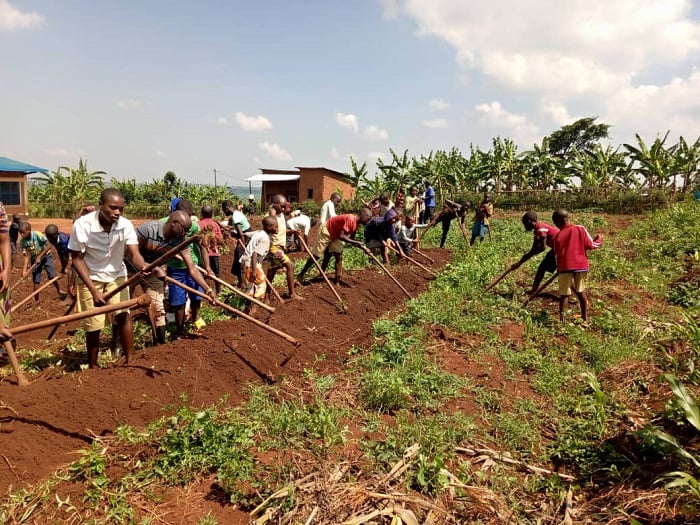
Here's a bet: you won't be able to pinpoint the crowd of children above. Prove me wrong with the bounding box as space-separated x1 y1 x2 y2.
0 183 604 368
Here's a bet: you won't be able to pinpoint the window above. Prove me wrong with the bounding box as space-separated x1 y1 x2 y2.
0 182 21 206
307 188 313 199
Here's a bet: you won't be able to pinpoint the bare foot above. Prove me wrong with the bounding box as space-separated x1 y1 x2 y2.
289 293 305 301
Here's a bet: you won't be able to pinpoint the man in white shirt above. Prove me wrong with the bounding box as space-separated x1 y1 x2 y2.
319 193 341 226
286 210 317 252
69 189 147 368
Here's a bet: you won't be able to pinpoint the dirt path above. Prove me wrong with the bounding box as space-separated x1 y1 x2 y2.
0 226 451 495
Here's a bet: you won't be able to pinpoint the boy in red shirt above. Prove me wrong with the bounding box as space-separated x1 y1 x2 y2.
511 211 560 294
552 209 603 325
297 207 373 285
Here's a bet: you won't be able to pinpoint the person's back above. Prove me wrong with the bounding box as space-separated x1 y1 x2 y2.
553 223 601 272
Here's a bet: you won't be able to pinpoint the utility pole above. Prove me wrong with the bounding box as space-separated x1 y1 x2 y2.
213 168 217 190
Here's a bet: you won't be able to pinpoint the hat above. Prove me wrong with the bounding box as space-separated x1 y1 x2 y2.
248 194 255 200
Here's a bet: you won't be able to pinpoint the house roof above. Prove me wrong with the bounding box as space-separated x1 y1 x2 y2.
0 157 48 174
246 174 300 182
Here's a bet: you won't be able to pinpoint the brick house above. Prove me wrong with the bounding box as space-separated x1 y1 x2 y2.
246 167 355 205
0 157 48 216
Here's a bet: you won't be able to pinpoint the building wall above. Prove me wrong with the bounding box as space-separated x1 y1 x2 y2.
0 173 28 216
261 181 300 205
298 168 355 203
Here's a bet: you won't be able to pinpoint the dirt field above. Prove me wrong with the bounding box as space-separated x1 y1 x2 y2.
0 217 454 522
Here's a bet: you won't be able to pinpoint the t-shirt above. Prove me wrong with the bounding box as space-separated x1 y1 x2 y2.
326 214 358 240
534 222 560 249
400 224 417 243
19 231 49 259
319 200 336 225
135 221 183 264
267 213 286 247
240 230 270 266
231 210 250 232
287 214 311 236
404 195 419 216
50 232 71 258
9 220 19 244
553 224 602 272
160 216 201 268
198 217 223 256
68 211 138 282
424 186 436 207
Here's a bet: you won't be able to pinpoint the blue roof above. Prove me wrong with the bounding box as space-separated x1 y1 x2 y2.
0 157 48 174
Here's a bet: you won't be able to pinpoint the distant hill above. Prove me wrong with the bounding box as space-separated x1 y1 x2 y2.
228 185 261 199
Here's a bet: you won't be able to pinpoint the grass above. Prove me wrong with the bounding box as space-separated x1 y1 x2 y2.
3 203 700 523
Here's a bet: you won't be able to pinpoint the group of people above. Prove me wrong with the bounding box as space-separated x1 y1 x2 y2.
0 184 604 370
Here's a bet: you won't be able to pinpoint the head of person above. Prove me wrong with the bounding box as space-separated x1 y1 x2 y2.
385 208 400 224
459 203 470 216
175 199 195 217
164 210 192 239
98 189 125 226
222 200 234 215
330 192 342 205
248 194 255 202
19 221 32 239
409 185 418 196
370 199 381 216
11 214 20 223
405 215 415 227
237 201 245 211
379 192 391 206
44 224 59 243
425 180 432 188
200 205 214 219
358 207 373 225
552 209 569 229
483 192 491 203
271 193 288 215
522 211 538 231
262 215 278 235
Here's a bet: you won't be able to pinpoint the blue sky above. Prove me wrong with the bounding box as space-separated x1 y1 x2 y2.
2 0 699 186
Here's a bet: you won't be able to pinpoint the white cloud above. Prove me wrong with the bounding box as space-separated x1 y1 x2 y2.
156 150 167 158
396 1 700 97
473 101 539 145
116 98 152 109
541 101 574 126
422 118 448 128
259 141 292 161
335 112 359 133
364 125 389 140
42 148 72 158
330 147 341 160
236 112 273 131
367 151 384 162
0 0 44 31
216 117 231 126
428 98 450 111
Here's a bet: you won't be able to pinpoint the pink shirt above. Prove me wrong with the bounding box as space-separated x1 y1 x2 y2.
198 218 223 256
534 222 559 249
553 224 602 272
326 214 359 240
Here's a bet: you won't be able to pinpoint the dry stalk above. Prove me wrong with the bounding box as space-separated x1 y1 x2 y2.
456 445 576 481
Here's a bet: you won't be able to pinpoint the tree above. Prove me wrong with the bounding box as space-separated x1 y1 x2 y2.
673 136 700 193
624 132 674 190
547 117 611 159
31 159 105 217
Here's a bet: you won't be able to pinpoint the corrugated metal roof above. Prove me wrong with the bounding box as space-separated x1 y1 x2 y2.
245 174 300 182
0 157 48 174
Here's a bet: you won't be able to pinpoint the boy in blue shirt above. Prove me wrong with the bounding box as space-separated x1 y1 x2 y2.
19 222 63 302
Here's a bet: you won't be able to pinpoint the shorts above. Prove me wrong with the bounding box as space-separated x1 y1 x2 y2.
208 255 220 278
167 266 203 307
471 221 487 238
31 253 56 284
265 245 291 268
242 263 266 299
537 249 557 275
77 276 130 332
311 225 344 258
136 272 166 327
558 271 588 296
366 238 385 249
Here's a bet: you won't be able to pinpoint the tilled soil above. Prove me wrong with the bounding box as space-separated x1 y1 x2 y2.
0 220 451 495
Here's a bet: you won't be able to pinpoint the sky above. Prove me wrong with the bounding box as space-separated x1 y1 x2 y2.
1 0 699 187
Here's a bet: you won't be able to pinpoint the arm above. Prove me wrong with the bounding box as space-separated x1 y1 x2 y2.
21 247 30 278
182 250 217 302
512 236 546 269
0 230 10 293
